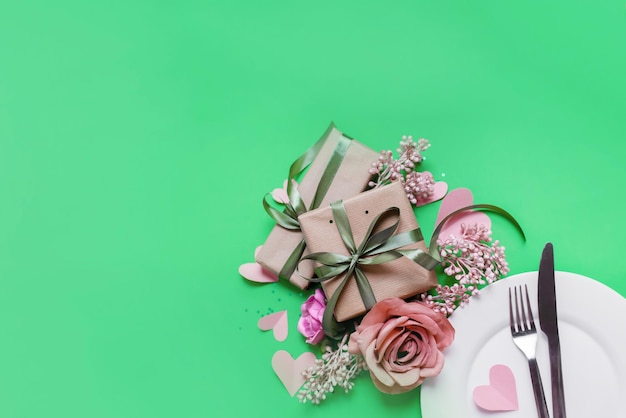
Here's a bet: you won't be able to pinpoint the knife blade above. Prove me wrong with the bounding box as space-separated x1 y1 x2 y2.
538 242 566 418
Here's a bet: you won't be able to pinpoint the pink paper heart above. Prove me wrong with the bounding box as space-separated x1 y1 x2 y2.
271 180 290 204
414 181 448 207
272 350 317 397
258 310 288 342
435 188 491 241
473 364 519 411
271 179 298 204
239 246 279 283
239 263 279 283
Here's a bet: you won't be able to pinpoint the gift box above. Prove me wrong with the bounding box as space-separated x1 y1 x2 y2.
256 123 379 289
298 181 439 322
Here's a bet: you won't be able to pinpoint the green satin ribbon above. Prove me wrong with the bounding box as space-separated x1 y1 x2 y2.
300 200 526 337
300 200 440 337
428 204 526 259
263 123 355 281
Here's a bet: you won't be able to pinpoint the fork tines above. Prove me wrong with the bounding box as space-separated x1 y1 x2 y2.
509 284 536 335
508 284 550 418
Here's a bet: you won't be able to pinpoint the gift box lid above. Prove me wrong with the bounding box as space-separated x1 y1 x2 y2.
298 181 438 322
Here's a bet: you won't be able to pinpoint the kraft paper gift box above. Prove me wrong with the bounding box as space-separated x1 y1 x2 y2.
298 181 439 322
255 123 379 289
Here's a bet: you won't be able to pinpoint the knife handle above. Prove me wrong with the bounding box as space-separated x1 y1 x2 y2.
549 338 567 418
528 358 550 418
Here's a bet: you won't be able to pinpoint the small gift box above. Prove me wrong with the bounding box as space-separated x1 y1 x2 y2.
298 181 439 322
256 123 379 289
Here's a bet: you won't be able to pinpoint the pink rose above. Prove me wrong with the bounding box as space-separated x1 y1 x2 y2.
297 289 326 345
348 298 455 394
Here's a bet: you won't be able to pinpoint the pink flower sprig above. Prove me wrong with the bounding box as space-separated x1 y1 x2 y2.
368 136 435 205
420 283 475 315
404 171 436 205
439 223 509 285
420 223 509 315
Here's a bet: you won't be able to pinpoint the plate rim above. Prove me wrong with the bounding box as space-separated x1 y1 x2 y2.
420 270 626 417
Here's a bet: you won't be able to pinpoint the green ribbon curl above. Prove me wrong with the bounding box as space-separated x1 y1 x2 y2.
263 123 355 281
300 200 440 338
428 204 526 259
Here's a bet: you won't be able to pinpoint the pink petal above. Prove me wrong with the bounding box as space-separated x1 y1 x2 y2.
308 304 323 319
307 329 325 345
403 316 441 337
353 323 383 355
297 315 312 336
357 298 406 329
347 331 360 354
365 342 395 387
376 316 409 348
387 366 422 387
386 333 421 372
312 288 326 304
375 326 406 363
418 350 445 378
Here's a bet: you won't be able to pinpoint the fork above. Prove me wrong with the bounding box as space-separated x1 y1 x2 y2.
509 285 550 418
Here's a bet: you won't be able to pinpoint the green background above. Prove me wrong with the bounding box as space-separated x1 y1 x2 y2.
1 1 624 417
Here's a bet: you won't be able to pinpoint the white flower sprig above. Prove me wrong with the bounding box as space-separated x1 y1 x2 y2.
297 334 367 404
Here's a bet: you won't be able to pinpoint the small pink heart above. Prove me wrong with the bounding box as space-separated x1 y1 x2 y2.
473 364 519 411
272 350 317 397
435 188 491 241
239 246 279 283
258 310 288 342
414 181 448 207
239 263 278 283
271 180 296 204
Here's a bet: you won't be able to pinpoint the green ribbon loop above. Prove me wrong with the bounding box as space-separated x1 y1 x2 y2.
300 201 439 337
428 204 526 260
262 181 308 230
262 123 355 282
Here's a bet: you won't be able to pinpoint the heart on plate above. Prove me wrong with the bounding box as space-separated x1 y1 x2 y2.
435 188 491 241
272 350 316 397
473 364 519 411
414 181 448 207
258 310 288 342
239 246 278 284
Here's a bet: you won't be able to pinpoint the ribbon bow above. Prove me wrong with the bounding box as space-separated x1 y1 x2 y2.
300 200 440 337
263 123 353 281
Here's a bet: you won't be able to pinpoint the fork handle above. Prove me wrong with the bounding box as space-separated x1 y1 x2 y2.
528 358 550 418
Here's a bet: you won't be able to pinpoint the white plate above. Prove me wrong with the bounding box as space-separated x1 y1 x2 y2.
420 271 626 418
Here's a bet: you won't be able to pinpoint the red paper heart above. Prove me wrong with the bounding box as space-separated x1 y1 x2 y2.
435 188 491 241
258 310 288 342
473 364 519 411
272 350 317 397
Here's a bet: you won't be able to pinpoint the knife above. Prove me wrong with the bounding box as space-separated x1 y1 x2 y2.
538 242 566 418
